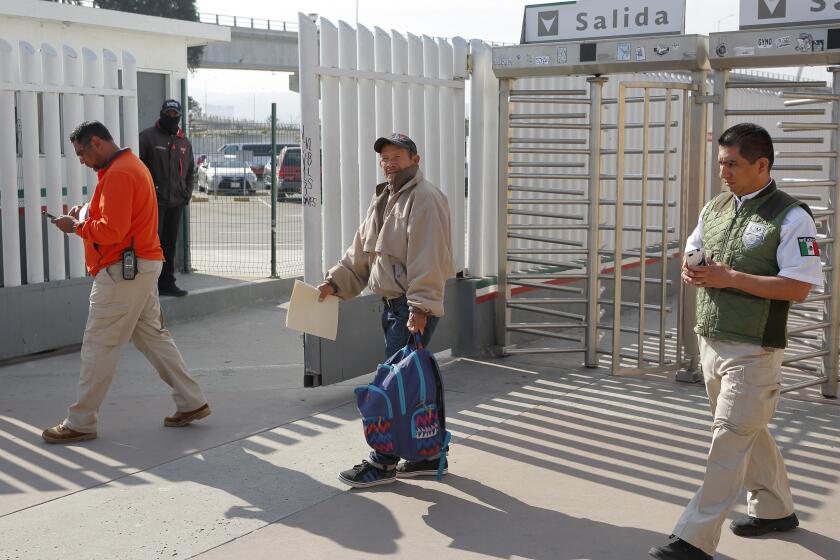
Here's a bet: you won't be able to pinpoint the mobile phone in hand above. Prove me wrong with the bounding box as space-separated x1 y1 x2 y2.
684 249 706 267
42 210 58 220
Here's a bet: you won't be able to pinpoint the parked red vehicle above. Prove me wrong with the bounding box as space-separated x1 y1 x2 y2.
275 146 301 200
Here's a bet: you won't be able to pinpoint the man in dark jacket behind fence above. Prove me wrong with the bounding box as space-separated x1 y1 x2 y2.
139 99 194 297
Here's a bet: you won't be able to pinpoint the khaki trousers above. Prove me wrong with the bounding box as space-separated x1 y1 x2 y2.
63 259 206 433
673 337 794 555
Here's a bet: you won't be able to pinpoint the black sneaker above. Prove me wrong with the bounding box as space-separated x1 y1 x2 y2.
338 460 396 488
649 537 712 560
396 457 448 478
159 285 188 297
730 513 798 537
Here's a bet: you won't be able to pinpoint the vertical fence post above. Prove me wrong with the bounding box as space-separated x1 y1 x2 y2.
338 21 360 250
41 43 66 282
320 18 341 269
357 25 377 217
19 41 44 284
585 76 608 368
452 37 467 274
467 39 486 278
299 12 325 386
271 102 277 278
102 49 121 146
0 39 21 287
63 45 86 278
180 78 191 274
825 66 840 398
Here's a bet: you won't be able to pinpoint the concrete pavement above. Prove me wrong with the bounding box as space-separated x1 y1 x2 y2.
1 297 838 559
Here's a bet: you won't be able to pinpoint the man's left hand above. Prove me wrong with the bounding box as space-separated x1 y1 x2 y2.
684 255 736 289
51 216 78 234
407 308 427 334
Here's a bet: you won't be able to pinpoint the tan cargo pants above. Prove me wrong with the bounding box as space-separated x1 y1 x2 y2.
672 337 795 555
62 259 207 433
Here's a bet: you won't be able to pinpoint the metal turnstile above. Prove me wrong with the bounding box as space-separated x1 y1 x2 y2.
492 35 710 376
711 26 840 398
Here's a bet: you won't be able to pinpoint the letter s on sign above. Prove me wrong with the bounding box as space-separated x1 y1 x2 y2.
810 0 825 12
576 12 587 31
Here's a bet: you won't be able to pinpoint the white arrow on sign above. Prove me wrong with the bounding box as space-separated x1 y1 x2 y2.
762 0 782 14
540 14 557 33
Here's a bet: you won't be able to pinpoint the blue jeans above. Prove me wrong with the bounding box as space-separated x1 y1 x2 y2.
370 295 439 467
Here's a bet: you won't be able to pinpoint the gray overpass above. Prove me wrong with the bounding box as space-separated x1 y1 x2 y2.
196 13 299 73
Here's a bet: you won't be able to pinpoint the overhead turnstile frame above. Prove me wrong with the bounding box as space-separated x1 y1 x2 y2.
492 35 710 376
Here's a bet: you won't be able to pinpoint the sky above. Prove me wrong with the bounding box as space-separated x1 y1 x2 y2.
188 0 831 121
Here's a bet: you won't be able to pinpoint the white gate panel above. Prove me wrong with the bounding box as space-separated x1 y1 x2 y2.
299 13 469 282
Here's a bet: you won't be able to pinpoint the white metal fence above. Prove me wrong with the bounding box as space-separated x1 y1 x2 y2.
0 39 138 288
297 13 473 283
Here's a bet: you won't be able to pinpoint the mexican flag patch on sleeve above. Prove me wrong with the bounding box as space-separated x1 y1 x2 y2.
798 237 820 257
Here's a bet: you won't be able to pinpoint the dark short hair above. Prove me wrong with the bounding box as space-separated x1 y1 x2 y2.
718 123 774 170
69 121 113 145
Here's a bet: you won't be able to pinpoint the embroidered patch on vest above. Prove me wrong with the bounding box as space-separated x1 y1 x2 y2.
743 222 767 249
798 237 820 257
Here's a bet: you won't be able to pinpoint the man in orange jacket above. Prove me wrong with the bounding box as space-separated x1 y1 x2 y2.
43 121 210 444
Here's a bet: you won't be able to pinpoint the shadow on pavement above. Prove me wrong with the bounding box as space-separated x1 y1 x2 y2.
391 475 737 560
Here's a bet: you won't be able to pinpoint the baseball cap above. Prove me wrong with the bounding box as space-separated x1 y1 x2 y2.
374 133 417 154
161 99 182 115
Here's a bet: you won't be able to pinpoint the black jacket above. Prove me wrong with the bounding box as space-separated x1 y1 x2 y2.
139 121 195 207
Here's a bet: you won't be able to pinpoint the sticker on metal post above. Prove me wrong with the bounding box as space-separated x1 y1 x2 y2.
734 46 755 56
757 37 773 49
635 46 646 61
557 47 568 64
776 36 791 48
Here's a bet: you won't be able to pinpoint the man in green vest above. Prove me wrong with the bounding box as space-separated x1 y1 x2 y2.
650 123 823 560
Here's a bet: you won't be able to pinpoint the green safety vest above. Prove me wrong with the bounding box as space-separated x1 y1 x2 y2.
695 181 812 349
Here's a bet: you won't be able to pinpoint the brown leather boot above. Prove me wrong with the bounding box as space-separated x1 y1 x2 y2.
164 403 211 427
42 424 97 444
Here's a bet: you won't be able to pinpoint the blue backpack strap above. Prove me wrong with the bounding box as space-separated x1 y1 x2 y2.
436 430 451 481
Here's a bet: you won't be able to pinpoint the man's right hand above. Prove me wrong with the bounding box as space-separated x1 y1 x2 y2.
316 282 336 302
68 205 83 220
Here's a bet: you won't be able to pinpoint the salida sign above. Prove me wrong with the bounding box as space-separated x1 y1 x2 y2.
522 0 686 43
740 0 840 29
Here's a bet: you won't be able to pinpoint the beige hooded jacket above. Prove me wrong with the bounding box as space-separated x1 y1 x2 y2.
325 169 454 317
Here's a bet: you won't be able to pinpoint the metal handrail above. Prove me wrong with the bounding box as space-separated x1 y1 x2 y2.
47 1 298 32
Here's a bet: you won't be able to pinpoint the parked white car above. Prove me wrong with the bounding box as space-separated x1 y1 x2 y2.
196 160 258 195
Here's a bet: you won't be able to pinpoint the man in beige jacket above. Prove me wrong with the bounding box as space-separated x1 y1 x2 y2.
317 133 454 488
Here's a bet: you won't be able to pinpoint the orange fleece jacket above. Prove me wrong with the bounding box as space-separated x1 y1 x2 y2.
76 149 164 276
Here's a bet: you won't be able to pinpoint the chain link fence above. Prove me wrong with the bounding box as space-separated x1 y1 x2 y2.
186 113 302 278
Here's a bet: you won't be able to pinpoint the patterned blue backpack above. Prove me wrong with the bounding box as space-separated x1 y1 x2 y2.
354 336 450 479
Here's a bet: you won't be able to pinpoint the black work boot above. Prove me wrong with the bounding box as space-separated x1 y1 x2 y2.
730 513 799 537
649 536 712 560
